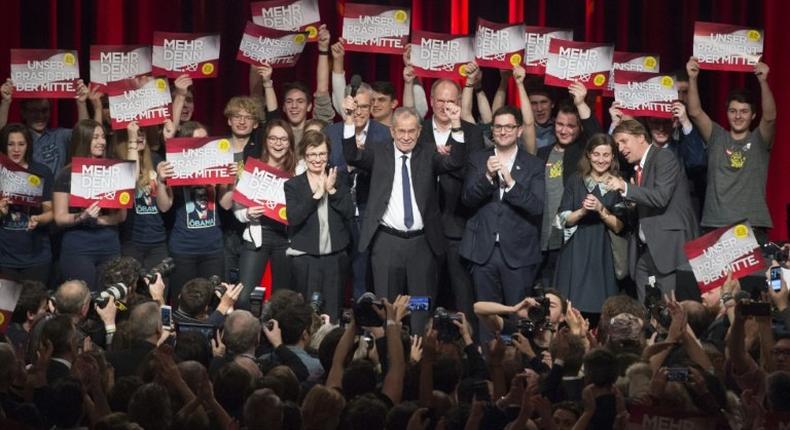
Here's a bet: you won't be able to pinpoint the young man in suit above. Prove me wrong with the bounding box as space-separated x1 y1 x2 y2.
607 120 699 302
460 106 545 332
342 98 467 332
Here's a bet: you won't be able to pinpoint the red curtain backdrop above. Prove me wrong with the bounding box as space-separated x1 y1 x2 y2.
1 0 788 240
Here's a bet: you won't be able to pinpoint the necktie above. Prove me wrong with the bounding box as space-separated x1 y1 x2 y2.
635 165 643 186
401 155 414 229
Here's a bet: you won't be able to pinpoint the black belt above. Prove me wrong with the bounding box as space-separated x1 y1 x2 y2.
379 225 424 239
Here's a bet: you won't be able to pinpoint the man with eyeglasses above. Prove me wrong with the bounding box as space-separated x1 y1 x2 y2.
460 106 544 341
325 81 391 299
417 79 485 327
535 83 601 288
342 99 467 333
221 96 261 283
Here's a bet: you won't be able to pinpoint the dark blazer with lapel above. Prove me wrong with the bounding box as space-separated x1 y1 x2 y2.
417 119 486 239
284 172 354 255
626 144 699 275
327 119 391 208
343 131 467 255
459 146 545 268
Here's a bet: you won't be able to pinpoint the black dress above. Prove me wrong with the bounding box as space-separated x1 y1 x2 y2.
554 174 622 313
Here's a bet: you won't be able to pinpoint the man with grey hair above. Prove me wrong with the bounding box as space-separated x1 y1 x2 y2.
342 96 467 332
106 301 163 378
326 80 392 299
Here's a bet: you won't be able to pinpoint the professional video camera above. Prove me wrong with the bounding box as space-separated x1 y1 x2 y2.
93 283 129 308
140 257 175 285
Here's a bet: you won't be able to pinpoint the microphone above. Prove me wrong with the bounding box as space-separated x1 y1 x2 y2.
349 74 362 97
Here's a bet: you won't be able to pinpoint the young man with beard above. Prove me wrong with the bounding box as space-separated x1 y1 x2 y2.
686 58 776 244
536 83 601 288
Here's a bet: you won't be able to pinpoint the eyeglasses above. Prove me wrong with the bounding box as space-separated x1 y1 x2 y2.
231 114 256 122
267 136 290 144
492 124 518 133
304 152 328 160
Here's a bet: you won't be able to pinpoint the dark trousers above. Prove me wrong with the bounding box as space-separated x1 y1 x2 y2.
472 245 537 343
168 252 224 304
223 230 243 282
350 214 372 299
290 252 347 321
537 249 561 289
121 241 169 272
633 247 676 305
0 263 51 286
237 232 291 310
59 253 119 292
439 238 476 331
370 230 437 334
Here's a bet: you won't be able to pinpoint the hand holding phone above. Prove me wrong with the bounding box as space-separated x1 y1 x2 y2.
770 266 783 292
160 305 173 330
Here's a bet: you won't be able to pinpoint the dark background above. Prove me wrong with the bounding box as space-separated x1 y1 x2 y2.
1 0 787 240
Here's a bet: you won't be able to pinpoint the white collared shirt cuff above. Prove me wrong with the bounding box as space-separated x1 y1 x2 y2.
682 123 693 136
451 130 465 143
621 182 628 198
343 123 356 139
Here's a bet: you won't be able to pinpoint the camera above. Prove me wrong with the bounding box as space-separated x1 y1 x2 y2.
353 293 384 327
763 242 788 265
433 307 462 342
644 283 671 329
666 367 689 382
516 286 552 339
140 257 175 285
249 286 267 318
93 283 129 308
309 291 324 314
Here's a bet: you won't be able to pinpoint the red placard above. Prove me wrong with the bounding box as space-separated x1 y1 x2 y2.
342 3 410 55
232 157 290 225
250 0 321 42
603 51 660 97
69 158 136 209
410 31 475 79
166 137 235 186
523 27 574 75
626 405 717 430
684 221 766 293
9 49 80 98
614 71 677 118
0 153 45 206
152 32 220 78
544 39 613 89
0 279 23 334
474 18 525 70
693 21 763 72
106 77 172 130
237 23 308 68
89 45 151 89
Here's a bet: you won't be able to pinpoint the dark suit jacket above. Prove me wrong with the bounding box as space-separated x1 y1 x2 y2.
417 119 486 239
343 131 467 255
626 144 699 275
46 359 71 385
459 146 545 268
284 172 354 255
326 119 391 208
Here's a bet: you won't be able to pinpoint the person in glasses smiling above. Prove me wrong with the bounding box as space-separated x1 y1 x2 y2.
284 130 353 320
460 105 545 342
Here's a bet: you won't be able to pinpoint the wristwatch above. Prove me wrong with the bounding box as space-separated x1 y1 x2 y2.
450 127 463 133
720 292 734 306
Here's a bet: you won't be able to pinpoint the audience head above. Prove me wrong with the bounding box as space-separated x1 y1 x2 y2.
673 68 690 104
579 133 619 178
301 129 331 175
70 119 107 160
127 382 172 430
20 99 52 132
774 334 790 372
526 79 556 125
46 306 82 355
129 301 162 342
342 393 389 430
301 384 346 430
244 388 284 430
767 371 790 412
430 79 462 125
214 362 254 419
390 107 422 154
583 348 618 387
222 310 261 356
224 96 260 138
370 81 398 123
491 106 523 149
646 116 675 147
1 123 34 165
725 88 757 133
345 81 373 129
100 256 142 297
554 102 582 146
283 81 313 126
177 277 213 318
553 401 582 430
261 118 296 174
174 331 212 368
274 303 314 346
176 120 208 138
11 280 48 326
613 119 652 165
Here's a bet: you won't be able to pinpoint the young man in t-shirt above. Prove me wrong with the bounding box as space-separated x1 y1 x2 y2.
686 57 776 244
